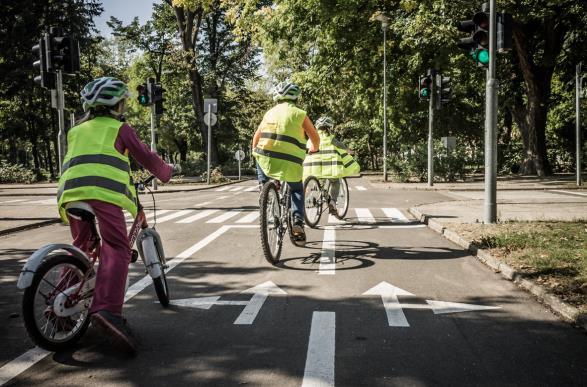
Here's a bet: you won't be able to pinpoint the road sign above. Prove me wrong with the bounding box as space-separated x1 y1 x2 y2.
204 98 217 113
363 281 501 326
204 112 217 126
169 281 286 325
234 150 245 161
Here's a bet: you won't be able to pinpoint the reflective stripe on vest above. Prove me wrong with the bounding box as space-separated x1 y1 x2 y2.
303 132 360 179
254 102 307 182
62 154 130 173
57 176 134 202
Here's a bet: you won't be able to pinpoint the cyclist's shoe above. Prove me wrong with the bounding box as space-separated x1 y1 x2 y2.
291 217 306 246
91 310 138 356
328 200 337 214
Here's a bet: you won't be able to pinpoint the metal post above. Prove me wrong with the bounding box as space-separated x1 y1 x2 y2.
484 0 498 223
207 112 211 185
577 62 583 186
382 25 388 182
56 70 66 176
238 148 242 182
150 104 158 190
428 69 435 187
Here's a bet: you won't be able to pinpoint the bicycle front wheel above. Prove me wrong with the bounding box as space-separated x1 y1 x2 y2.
303 176 322 228
333 178 349 220
260 181 283 264
22 255 92 351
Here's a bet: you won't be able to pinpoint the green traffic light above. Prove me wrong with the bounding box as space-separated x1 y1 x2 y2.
420 88 430 98
473 49 489 65
139 95 147 105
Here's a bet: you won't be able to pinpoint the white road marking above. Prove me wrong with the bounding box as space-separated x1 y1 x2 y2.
22 198 55 205
176 209 219 224
355 186 367 191
319 227 336 275
214 186 232 191
363 282 414 327
169 297 248 309
327 214 345 224
377 225 426 229
0 347 50 386
207 210 242 223
0 199 27 204
217 195 230 200
229 186 245 192
551 189 587 197
236 212 260 223
354 208 375 223
302 312 336 387
234 282 287 325
146 209 172 220
425 300 502 314
195 200 213 207
243 186 258 192
382 208 409 223
155 210 195 224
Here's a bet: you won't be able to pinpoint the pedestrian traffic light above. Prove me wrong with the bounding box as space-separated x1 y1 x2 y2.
32 34 55 89
436 74 452 109
456 8 490 67
47 27 79 74
136 83 150 106
419 75 432 100
497 12 513 53
151 83 165 115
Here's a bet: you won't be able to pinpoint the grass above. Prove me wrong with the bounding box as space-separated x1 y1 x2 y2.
453 221 587 311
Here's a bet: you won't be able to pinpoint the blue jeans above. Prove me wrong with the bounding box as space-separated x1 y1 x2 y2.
256 162 304 221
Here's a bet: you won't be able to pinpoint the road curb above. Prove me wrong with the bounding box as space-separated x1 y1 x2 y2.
0 219 61 237
408 207 587 332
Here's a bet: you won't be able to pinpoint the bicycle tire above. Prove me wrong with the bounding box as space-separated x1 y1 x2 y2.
141 236 170 307
260 181 283 264
22 255 92 351
303 176 322 228
152 247 169 307
334 177 350 220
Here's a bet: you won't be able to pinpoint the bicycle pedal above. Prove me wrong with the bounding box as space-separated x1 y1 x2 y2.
130 249 139 263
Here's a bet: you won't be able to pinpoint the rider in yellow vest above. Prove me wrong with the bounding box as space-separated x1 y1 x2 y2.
252 82 320 242
303 116 360 213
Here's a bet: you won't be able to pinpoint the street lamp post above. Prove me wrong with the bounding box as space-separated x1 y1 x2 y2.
376 14 390 182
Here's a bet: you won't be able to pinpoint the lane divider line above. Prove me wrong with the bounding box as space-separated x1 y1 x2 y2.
302 311 336 387
319 227 336 275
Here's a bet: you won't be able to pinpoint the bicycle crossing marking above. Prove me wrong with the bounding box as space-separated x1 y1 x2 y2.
146 209 172 219
229 186 245 192
207 210 242 223
22 198 55 205
319 226 336 275
302 311 336 387
327 214 345 224
236 211 260 223
176 209 219 224
382 208 409 223
156 210 195 224
243 186 258 192
355 186 367 191
214 186 232 191
354 208 375 223
0 199 27 204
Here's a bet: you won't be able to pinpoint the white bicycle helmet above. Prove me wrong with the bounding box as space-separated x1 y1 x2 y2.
315 116 335 130
81 77 131 111
272 81 300 102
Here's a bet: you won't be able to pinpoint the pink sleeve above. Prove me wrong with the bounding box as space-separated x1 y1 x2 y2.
115 124 173 183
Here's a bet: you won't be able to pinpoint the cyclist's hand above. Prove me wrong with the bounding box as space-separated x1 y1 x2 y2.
308 145 319 154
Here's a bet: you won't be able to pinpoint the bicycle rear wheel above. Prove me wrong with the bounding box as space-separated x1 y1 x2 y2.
333 178 349 220
260 181 283 264
303 176 322 228
22 255 92 351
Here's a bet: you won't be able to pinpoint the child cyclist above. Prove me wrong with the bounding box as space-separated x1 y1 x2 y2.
57 77 174 355
303 116 360 213
252 82 320 243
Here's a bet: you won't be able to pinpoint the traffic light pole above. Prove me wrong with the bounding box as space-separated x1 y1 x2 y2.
150 104 158 190
207 111 211 185
382 25 388 182
577 62 583 186
428 70 435 187
55 70 66 175
484 0 498 223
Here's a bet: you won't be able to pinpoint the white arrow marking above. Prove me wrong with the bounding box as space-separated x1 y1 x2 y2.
302 312 335 387
363 282 414 327
235 281 287 325
425 300 502 314
169 296 249 309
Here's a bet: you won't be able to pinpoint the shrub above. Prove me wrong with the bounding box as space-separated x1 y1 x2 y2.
0 161 38 184
201 167 229 183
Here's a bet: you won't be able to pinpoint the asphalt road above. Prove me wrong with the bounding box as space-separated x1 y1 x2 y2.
0 177 586 386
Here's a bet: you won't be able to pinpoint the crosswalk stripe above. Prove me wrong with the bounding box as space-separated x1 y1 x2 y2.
176 209 219 224
1 199 27 204
146 209 172 220
243 186 258 192
229 186 245 192
215 186 231 192
382 208 409 223
355 186 367 191
22 198 55 205
236 212 260 223
327 214 345 224
355 208 375 223
207 210 242 223
155 210 195 223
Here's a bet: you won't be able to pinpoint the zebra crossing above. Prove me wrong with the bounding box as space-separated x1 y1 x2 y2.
124 207 413 226
214 184 370 192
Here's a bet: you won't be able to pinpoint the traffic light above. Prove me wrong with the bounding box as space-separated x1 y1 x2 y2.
48 27 80 74
497 12 513 53
581 74 587 99
436 74 452 109
151 82 165 115
456 7 490 67
419 75 433 100
32 34 55 89
137 83 150 106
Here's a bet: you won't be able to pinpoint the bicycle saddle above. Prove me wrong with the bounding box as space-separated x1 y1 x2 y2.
65 201 96 222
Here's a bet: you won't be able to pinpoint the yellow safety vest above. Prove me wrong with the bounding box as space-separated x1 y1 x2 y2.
57 116 137 223
303 130 360 179
253 102 307 182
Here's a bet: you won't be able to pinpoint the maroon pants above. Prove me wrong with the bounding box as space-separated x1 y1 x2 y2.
68 200 131 317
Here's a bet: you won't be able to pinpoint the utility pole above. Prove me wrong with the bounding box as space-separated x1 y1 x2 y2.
577 62 583 186
428 69 436 187
484 0 498 223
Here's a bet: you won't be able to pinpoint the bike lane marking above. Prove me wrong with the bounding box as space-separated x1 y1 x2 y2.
301 311 335 387
319 226 336 275
551 189 587 197
0 224 256 386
